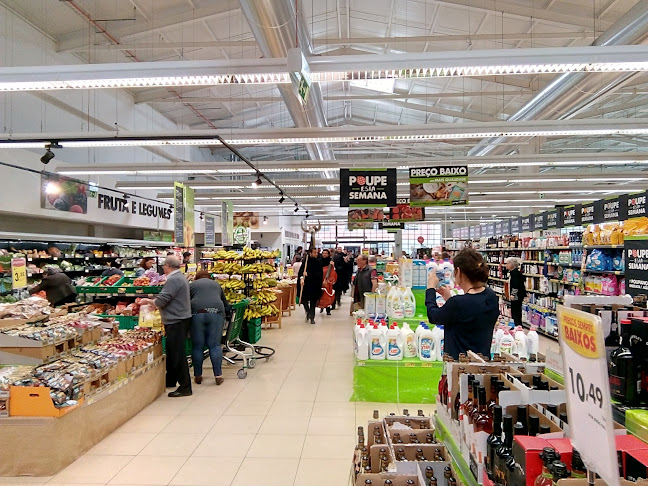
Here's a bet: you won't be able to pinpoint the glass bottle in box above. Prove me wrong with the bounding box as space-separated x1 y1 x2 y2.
474 386 493 434
494 414 514 486
608 319 640 406
486 405 504 480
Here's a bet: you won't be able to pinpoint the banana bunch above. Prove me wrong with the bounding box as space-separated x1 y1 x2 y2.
242 247 263 260
213 250 243 260
241 263 274 274
244 303 280 319
222 279 245 290
225 292 245 303
252 277 278 290
260 249 281 259
251 289 277 304
213 262 242 274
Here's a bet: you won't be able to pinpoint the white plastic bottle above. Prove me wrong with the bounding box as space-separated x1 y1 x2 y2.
356 324 369 360
433 325 445 361
386 285 396 318
419 327 436 361
391 287 405 319
415 322 427 357
379 320 389 337
401 322 417 358
369 325 386 360
499 328 515 355
402 287 416 318
527 325 539 357
491 325 503 357
514 326 528 360
376 286 387 317
387 324 404 361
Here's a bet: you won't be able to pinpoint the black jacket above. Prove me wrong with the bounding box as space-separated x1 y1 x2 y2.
508 268 527 302
297 255 323 300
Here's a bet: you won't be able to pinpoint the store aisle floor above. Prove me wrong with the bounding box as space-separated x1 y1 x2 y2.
4 297 433 486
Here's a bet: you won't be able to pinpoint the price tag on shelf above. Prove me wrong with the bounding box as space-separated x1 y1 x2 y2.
11 257 27 289
557 305 619 486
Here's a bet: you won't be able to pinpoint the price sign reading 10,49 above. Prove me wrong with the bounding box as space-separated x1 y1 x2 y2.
557 305 619 486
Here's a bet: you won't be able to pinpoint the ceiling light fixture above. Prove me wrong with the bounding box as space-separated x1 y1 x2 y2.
251 174 262 189
278 192 285 204
40 147 55 164
263 216 268 225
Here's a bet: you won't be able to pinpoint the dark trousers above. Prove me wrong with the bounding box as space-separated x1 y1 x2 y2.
191 312 224 377
511 300 523 327
302 295 319 320
164 319 192 392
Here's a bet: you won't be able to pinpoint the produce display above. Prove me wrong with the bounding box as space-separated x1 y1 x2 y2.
203 248 280 260
132 277 150 286
103 275 122 286
85 301 142 317
75 276 103 286
0 296 53 320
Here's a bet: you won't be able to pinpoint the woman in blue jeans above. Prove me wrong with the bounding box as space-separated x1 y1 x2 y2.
189 271 230 385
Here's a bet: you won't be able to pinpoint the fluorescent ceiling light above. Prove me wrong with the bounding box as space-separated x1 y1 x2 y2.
349 79 395 93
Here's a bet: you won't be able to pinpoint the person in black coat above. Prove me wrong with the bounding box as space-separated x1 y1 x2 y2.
505 257 527 327
332 247 351 309
297 247 323 324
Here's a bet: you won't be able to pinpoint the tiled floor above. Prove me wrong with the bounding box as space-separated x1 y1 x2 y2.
3 296 427 486
2 298 559 486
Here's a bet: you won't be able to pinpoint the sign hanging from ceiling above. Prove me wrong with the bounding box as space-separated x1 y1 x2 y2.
386 198 425 222
340 168 397 207
174 182 195 247
204 215 215 246
409 166 468 206
624 236 648 297
348 221 375 231
348 208 385 223
233 212 260 229
221 200 233 247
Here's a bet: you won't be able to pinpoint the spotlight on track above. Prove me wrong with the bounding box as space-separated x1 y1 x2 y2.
40 148 55 165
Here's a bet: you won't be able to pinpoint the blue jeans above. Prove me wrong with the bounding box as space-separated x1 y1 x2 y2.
191 312 224 377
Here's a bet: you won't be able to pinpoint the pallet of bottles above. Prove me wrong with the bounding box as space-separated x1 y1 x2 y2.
354 410 463 486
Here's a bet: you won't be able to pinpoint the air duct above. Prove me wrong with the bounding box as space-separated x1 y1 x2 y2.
469 1 648 157
240 0 334 161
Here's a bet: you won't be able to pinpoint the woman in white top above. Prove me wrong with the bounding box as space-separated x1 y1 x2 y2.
292 255 302 277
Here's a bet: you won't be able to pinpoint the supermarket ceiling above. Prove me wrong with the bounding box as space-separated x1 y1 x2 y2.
1 0 648 219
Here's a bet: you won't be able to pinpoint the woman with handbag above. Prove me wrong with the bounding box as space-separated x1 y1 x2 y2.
189 270 230 385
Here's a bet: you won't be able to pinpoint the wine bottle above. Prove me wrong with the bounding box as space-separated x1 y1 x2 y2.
528 415 540 437
475 386 493 434
493 414 514 486
516 405 528 436
534 448 560 486
486 405 504 480
571 449 586 479
505 424 525 486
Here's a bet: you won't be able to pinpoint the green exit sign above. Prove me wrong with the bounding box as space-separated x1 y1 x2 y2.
298 75 310 104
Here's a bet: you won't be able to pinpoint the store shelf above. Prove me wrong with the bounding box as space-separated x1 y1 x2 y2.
486 262 501 267
584 245 623 249
547 262 582 268
520 320 559 342
583 290 622 297
523 260 545 264
0 231 172 247
583 269 624 275
549 279 581 286
526 289 546 294
434 414 480 486
546 245 582 250
488 276 508 282
523 273 544 278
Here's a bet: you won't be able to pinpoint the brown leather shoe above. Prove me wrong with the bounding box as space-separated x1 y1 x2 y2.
194 376 202 385
215 377 224 386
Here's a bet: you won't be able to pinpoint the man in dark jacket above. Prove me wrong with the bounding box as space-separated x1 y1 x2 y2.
332 247 351 309
297 247 323 324
29 267 76 307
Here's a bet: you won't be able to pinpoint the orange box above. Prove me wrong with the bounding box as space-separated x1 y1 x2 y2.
9 386 83 417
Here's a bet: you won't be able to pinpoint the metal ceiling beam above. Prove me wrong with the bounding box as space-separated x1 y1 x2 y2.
469 1 648 157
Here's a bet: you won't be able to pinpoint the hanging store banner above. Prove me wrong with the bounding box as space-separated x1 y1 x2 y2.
546 209 560 229
621 191 648 220
233 212 260 229
510 217 521 234
452 227 461 238
624 236 648 297
409 166 469 207
340 168 397 207
348 208 385 223
11 257 27 290
502 218 511 235
520 215 534 232
557 306 619 486
387 198 425 222
602 196 621 222
204 215 215 246
581 200 603 225
174 182 185 244
537 211 548 230
495 221 503 236
562 205 581 227
174 182 195 246
349 221 375 231
233 226 250 246
486 222 495 237
221 200 233 247
380 221 404 230
460 226 469 239
41 173 89 214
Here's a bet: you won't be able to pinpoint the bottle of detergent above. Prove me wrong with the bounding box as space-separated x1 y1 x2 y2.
386 285 396 318
387 324 404 361
492 324 505 357
378 319 389 337
356 324 369 360
391 287 405 319
433 325 445 361
499 328 515 355
401 322 417 358
376 285 387 317
514 326 528 360
415 322 427 357
527 325 539 357
402 287 416 318
370 325 386 360
419 327 436 361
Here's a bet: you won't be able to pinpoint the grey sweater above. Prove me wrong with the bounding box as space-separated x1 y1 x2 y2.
189 278 228 314
154 270 191 325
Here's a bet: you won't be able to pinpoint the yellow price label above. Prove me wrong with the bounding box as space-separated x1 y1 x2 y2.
11 257 27 289
404 362 416 368
422 362 432 368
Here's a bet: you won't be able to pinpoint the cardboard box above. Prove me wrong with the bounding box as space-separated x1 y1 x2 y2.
369 443 394 473
356 473 421 486
616 434 648 478
385 416 433 430
505 405 563 439
367 420 387 447
512 436 550 486
9 385 83 417
387 427 437 445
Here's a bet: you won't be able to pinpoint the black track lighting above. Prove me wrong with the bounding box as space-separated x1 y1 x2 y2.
294 207 299 213
263 216 268 225
294 203 299 213
305 211 309 219
278 191 285 204
199 212 204 220
252 173 262 188
40 148 55 165
123 192 130 200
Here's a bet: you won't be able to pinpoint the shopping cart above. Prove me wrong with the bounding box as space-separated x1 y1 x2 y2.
222 299 257 379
